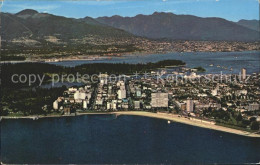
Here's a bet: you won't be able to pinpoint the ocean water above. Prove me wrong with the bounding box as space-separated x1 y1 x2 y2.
1 115 260 164
48 51 260 74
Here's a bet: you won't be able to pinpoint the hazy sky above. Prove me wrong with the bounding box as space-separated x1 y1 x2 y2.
1 0 259 21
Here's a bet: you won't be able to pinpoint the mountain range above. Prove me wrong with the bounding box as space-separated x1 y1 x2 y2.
97 12 259 41
236 19 259 32
1 9 259 45
1 9 133 44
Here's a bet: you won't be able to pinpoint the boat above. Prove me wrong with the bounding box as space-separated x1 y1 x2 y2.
168 120 171 124
209 64 214 67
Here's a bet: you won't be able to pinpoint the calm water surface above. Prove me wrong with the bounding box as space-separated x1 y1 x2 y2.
1 115 260 164
49 51 260 74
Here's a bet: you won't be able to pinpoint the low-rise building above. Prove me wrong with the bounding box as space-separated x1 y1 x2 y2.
134 101 140 109
53 100 59 110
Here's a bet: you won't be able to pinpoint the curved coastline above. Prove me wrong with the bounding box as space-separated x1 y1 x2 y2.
113 111 260 138
1 111 260 138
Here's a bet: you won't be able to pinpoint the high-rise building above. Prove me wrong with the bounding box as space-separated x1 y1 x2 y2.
83 100 88 109
151 93 168 108
186 98 193 113
241 68 246 81
107 102 111 110
117 86 126 99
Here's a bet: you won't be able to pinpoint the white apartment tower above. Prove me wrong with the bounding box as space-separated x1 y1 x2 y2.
117 86 126 99
241 68 246 81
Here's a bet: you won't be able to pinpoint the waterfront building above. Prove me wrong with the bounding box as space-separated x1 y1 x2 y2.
122 104 129 109
241 68 246 81
53 100 59 110
107 102 111 110
186 98 194 113
151 93 168 108
112 100 117 110
96 99 103 105
83 100 88 109
144 105 152 109
134 101 140 109
74 91 87 100
176 101 186 111
64 105 71 115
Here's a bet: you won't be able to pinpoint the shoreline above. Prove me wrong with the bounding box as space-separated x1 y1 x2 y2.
113 111 260 138
1 111 260 138
1 50 258 64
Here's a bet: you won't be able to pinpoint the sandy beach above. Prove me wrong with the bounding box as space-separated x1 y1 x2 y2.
1 111 260 138
112 111 260 138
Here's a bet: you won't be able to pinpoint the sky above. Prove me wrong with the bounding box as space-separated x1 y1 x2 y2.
1 0 259 21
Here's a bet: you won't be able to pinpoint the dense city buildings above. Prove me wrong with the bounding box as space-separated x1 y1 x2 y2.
2 38 259 62
51 66 260 131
